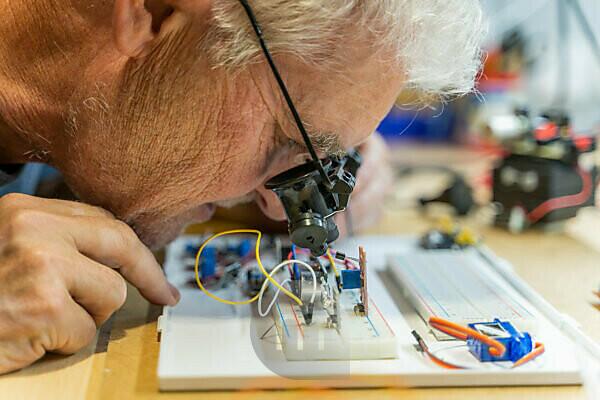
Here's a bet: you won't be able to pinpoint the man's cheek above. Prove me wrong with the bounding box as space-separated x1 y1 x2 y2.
208 168 255 201
254 187 286 221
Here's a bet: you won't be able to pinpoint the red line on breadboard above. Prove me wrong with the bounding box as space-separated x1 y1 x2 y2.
371 299 395 337
289 304 304 337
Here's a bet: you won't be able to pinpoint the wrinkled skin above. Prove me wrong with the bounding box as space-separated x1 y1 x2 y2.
0 0 401 372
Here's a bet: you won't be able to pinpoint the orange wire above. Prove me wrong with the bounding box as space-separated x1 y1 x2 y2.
425 317 544 369
512 342 545 368
425 349 465 370
429 317 506 357
413 330 467 370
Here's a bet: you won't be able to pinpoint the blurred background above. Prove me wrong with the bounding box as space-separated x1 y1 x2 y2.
378 0 600 143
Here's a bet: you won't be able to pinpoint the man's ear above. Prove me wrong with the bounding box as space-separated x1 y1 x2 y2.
113 0 175 58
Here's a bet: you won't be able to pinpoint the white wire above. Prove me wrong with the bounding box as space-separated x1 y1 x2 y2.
257 260 318 317
258 279 291 317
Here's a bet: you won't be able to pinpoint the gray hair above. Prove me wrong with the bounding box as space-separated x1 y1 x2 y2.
203 0 486 99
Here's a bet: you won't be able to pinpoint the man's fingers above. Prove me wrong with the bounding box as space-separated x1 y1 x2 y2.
0 194 178 308
64 216 178 306
64 254 128 325
50 298 98 355
0 338 46 374
0 302 97 370
0 193 113 218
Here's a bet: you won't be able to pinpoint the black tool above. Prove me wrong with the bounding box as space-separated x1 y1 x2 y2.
266 151 361 256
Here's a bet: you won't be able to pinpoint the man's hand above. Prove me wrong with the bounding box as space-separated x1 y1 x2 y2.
0 193 179 374
336 132 394 236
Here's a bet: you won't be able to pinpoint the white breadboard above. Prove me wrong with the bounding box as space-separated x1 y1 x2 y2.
274 291 397 361
157 235 587 391
387 249 537 339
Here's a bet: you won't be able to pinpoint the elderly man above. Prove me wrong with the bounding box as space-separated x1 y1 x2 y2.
0 0 484 373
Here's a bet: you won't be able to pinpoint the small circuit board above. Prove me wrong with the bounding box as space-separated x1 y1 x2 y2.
182 232 397 362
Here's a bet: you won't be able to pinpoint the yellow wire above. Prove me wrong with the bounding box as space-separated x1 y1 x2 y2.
194 229 303 306
326 248 339 277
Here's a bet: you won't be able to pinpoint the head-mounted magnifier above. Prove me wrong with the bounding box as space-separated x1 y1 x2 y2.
238 0 362 256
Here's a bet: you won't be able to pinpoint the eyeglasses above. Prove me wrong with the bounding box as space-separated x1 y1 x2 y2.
238 0 361 255
237 0 331 185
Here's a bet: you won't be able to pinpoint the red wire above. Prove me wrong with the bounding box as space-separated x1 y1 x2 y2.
527 167 592 223
424 348 465 370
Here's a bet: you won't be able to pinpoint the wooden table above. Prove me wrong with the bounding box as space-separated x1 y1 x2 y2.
2 145 599 400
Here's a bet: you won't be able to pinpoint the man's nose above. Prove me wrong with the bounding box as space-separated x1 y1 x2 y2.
255 187 287 221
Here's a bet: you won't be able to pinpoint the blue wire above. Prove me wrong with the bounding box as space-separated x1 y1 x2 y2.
291 244 301 279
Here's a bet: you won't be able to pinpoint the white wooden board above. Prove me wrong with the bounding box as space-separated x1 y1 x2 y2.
157 235 585 391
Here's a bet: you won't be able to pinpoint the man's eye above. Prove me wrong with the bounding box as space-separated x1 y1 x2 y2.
287 140 305 153
286 140 312 165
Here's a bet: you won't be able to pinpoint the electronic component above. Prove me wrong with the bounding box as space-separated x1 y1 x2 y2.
419 225 477 250
200 246 217 279
158 235 592 390
185 242 199 256
183 229 390 361
420 230 458 250
467 319 533 363
492 110 597 231
246 267 265 297
229 239 253 257
288 257 327 325
425 316 544 369
358 246 369 316
340 269 361 289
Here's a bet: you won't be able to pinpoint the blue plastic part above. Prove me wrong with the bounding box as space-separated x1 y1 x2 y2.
226 242 237 253
290 245 300 279
340 269 362 290
467 319 533 363
185 243 199 256
377 105 457 142
238 239 253 257
200 246 218 278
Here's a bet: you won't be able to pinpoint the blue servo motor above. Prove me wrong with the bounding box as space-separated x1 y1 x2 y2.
467 319 533 363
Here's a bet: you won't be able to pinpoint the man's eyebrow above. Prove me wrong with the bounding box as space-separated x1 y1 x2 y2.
307 131 346 156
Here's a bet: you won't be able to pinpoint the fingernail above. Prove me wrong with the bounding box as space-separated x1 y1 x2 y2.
168 283 181 305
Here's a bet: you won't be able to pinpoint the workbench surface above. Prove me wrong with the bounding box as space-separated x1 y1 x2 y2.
2 145 599 400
